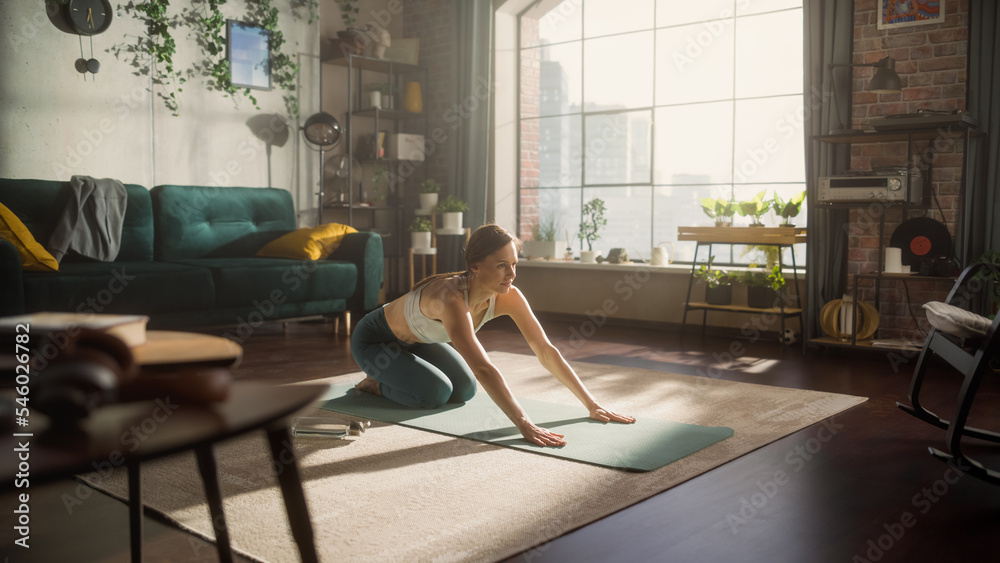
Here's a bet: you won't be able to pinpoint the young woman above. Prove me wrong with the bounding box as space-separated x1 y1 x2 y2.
351 224 635 447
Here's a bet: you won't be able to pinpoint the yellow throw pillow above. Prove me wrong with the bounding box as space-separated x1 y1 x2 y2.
0 202 59 272
256 223 358 260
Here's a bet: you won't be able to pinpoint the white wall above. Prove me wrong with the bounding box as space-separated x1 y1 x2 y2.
0 1 320 224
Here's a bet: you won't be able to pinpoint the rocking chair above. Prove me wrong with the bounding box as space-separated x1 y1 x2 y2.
897 263 1000 484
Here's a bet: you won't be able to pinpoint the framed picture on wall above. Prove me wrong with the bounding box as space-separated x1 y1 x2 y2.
877 0 945 30
228 20 271 90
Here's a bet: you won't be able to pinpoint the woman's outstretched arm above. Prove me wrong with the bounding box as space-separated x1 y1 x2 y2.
432 284 568 446
499 286 636 424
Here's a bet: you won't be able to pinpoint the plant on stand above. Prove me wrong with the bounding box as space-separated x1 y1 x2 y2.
419 178 440 210
577 198 607 263
701 197 735 227
435 195 469 230
772 190 806 227
736 191 769 227
410 217 433 249
694 257 733 305
736 264 786 308
335 0 366 54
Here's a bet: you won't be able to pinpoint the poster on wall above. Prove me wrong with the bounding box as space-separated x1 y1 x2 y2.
878 0 945 30
228 20 271 90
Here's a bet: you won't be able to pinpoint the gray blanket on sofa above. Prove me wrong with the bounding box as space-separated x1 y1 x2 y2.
48 175 127 262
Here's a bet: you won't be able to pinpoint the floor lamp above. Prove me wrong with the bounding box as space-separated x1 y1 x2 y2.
827 56 902 135
301 112 343 225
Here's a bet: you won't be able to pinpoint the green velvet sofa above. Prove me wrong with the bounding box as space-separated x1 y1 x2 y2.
0 179 383 329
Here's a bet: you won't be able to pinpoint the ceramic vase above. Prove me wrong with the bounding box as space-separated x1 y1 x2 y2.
442 211 462 230
411 231 431 249
419 193 438 210
404 82 423 113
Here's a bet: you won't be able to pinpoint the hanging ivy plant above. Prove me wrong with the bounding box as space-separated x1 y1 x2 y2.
117 0 186 116
197 0 301 117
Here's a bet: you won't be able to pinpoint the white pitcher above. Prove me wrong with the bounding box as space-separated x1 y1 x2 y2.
650 242 674 266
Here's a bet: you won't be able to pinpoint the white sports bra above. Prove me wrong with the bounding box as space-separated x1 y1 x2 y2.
403 276 497 343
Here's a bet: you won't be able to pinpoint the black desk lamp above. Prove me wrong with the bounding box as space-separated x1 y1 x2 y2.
828 56 903 134
301 112 343 225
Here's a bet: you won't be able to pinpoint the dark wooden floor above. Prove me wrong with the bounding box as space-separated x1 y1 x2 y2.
5 317 1000 562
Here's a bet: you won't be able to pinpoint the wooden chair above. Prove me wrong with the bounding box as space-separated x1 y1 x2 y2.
897 263 1000 484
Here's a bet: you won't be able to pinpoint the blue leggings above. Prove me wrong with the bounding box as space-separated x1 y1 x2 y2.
350 307 477 408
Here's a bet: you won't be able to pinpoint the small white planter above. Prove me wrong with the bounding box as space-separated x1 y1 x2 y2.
579 250 598 264
411 231 431 249
522 240 566 260
419 193 438 210
369 91 382 109
442 211 463 230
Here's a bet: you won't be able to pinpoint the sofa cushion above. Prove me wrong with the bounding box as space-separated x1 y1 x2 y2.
256 223 358 260
173 258 357 308
22 262 214 315
0 202 59 271
152 185 297 260
0 179 154 262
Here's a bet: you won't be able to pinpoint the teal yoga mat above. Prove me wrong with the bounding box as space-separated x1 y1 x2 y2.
319 384 733 472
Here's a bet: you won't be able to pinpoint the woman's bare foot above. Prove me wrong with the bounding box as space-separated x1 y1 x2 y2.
355 377 381 396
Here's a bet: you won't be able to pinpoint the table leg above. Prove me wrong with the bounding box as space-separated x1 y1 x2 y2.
266 424 319 563
128 461 142 563
195 445 234 563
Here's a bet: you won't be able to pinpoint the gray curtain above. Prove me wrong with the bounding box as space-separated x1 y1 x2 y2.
449 0 494 230
965 0 1000 261
803 0 854 339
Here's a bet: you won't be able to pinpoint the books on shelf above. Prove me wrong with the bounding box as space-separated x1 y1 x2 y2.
0 312 149 348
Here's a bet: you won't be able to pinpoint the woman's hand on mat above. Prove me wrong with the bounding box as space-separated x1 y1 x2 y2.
588 406 636 424
518 421 567 447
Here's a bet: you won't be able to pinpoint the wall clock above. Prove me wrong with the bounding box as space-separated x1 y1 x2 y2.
63 0 113 36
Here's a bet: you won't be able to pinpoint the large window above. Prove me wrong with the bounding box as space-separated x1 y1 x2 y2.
518 0 806 264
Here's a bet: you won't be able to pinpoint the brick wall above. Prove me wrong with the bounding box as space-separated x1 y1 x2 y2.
847 0 968 341
519 16 540 241
402 0 452 212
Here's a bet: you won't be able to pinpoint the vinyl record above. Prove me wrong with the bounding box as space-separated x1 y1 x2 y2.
888 217 952 266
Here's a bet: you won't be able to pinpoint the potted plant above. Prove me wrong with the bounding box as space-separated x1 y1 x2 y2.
419 178 440 210
365 83 385 109
740 264 786 309
371 164 390 206
410 217 433 249
772 191 806 227
365 82 401 110
971 250 1000 318
577 198 607 264
736 190 769 227
694 257 733 305
435 195 468 230
700 197 735 227
334 0 367 55
523 212 565 260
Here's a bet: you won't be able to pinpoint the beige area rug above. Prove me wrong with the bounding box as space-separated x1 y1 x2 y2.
80 351 867 562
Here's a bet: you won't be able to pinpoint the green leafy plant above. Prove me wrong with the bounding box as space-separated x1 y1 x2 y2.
700 197 735 223
772 191 807 224
577 198 607 251
370 164 390 203
694 257 732 289
336 0 360 29
736 190 769 225
419 179 441 194
766 264 786 292
742 244 781 271
531 211 562 242
971 250 1000 317
436 195 469 213
409 217 432 232
122 0 185 116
